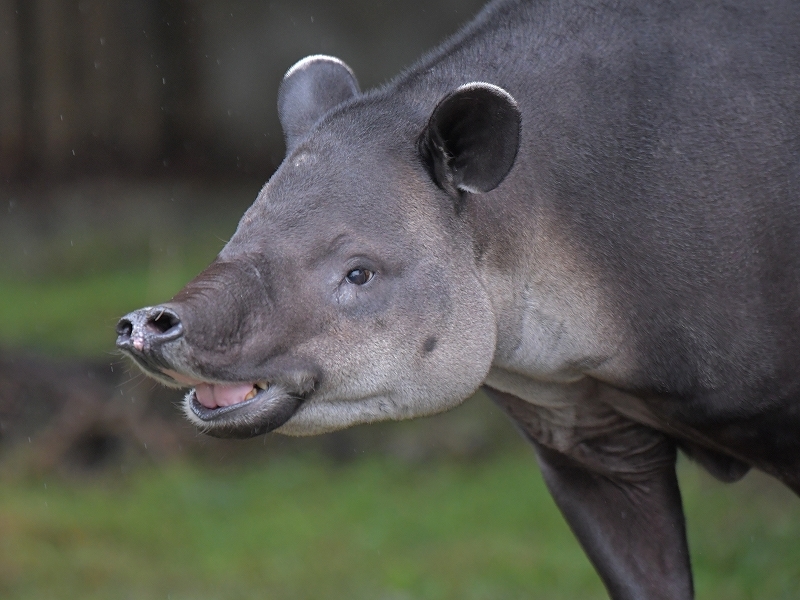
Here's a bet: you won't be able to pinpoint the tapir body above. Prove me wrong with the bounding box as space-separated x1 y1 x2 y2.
118 0 800 597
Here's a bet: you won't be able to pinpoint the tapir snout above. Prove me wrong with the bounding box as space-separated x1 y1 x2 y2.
116 306 182 355
116 258 322 438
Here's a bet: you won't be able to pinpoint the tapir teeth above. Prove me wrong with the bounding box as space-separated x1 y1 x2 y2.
241 382 270 402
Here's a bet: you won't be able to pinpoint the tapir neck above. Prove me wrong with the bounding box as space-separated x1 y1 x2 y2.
467 187 635 388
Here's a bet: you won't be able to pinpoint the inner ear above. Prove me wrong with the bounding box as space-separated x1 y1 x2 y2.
278 55 360 154
419 82 521 195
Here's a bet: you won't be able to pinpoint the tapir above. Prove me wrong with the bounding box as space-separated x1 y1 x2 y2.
117 0 800 597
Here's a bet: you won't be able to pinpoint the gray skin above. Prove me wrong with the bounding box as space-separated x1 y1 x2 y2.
117 0 800 598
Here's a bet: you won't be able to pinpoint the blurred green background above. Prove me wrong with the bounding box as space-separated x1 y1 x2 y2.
1 1 798 598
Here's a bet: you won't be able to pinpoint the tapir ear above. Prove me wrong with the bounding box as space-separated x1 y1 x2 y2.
419 82 520 195
278 55 360 154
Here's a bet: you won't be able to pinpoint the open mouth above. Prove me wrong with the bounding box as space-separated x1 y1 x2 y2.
189 382 270 421
184 381 303 438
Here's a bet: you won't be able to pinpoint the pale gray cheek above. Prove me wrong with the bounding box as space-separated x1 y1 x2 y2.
333 284 392 319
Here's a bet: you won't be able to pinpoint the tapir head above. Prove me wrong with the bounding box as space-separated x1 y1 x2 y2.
117 56 520 438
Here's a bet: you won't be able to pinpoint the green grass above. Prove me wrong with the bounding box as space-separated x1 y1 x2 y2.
0 453 798 600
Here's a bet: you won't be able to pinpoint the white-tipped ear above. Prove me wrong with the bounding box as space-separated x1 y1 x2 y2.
419 82 521 195
277 55 360 154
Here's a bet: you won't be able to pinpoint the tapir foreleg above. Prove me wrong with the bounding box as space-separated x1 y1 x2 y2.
487 387 693 600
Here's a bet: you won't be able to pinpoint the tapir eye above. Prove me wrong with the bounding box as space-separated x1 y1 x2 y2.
345 268 374 285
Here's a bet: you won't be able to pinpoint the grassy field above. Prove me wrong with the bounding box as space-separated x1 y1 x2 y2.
0 452 798 600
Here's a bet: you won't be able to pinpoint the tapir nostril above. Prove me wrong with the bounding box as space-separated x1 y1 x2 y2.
146 307 183 340
116 318 133 339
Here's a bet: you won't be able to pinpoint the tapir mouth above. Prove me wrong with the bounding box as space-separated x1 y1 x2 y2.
192 382 269 413
119 342 311 438
184 381 303 439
